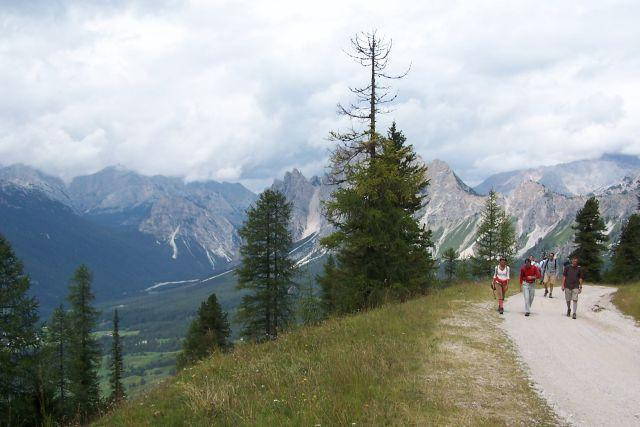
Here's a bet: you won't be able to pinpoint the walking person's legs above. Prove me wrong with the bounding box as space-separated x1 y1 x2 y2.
548 276 555 298
571 289 579 319
523 283 534 315
495 282 504 313
564 288 575 317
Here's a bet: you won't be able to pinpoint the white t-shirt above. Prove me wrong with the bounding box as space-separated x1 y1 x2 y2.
494 265 510 281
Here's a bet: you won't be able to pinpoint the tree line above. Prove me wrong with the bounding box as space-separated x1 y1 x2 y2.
0 239 125 425
440 188 640 284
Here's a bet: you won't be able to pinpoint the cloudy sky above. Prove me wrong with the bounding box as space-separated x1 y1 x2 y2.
1 0 639 191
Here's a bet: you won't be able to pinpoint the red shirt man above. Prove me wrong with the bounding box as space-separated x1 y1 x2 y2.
519 262 541 285
519 258 541 316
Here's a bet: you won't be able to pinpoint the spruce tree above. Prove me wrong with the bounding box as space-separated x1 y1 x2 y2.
318 254 337 316
177 293 231 369
570 197 608 282
109 309 125 404
497 212 517 262
297 279 323 326
474 190 503 276
610 213 640 282
236 189 295 342
442 248 458 282
66 265 101 421
0 234 39 426
41 304 70 420
320 124 435 313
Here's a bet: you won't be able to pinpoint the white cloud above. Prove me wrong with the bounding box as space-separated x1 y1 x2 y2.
1 0 639 190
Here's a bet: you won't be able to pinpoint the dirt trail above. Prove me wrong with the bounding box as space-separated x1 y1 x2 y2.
502 285 640 426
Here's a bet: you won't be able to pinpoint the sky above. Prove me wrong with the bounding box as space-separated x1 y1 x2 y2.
1 0 639 191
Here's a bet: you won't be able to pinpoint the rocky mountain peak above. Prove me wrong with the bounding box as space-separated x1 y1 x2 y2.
0 164 71 205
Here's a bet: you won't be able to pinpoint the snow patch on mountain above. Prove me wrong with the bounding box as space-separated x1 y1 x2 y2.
169 225 180 259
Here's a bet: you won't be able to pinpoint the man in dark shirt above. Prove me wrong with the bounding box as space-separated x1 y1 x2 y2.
562 257 584 319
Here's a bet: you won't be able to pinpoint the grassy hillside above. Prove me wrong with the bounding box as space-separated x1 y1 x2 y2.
96 283 557 426
613 281 640 322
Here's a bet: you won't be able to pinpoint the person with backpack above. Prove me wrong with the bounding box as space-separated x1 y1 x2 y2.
519 257 541 316
492 257 511 314
541 252 559 298
562 256 584 319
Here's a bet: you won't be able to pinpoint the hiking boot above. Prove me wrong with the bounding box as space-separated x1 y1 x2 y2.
525 312 530 317
499 307 504 315
572 313 577 319
549 293 553 298
567 308 571 317
544 289 548 297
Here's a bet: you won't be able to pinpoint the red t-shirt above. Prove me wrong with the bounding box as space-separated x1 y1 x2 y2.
520 264 541 284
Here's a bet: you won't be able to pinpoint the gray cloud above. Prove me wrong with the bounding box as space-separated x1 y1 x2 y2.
1 0 639 191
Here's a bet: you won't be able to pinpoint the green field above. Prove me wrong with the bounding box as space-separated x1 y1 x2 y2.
613 281 640 322
96 282 557 426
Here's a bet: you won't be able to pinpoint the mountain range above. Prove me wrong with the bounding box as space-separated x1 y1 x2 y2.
1 153 639 313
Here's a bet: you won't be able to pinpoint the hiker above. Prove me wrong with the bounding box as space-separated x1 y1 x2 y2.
562 256 583 319
541 252 559 298
492 257 510 314
519 258 541 316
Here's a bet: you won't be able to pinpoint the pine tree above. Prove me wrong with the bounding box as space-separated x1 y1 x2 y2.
66 265 101 421
41 304 70 420
297 279 323 326
570 197 608 282
497 212 517 262
474 190 504 276
318 254 337 316
442 248 458 282
320 124 435 313
609 213 640 282
0 234 39 426
177 293 231 369
456 257 472 282
236 189 295 342
109 309 125 404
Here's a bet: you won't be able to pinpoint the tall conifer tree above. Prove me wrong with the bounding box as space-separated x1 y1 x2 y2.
109 309 125 404
610 213 640 282
321 124 434 313
177 293 231 369
497 212 517 262
66 265 101 421
236 190 295 341
0 234 39 426
474 190 502 275
442 248 458 282
570 197 608 281
41 304 70 420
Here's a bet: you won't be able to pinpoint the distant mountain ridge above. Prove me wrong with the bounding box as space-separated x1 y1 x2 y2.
1 154 639 313
474 153 640 196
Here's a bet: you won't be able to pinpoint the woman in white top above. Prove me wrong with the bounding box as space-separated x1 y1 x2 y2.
492 257 511 314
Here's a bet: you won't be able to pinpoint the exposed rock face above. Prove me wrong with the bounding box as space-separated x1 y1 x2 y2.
475 154 640 196
1 164 257 270
271 158 639 262
0 164 72 206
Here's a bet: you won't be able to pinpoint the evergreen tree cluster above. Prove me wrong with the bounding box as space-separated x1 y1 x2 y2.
177 293 231 369
0 233 126 425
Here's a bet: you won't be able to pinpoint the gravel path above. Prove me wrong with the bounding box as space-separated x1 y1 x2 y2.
501 285 640 426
